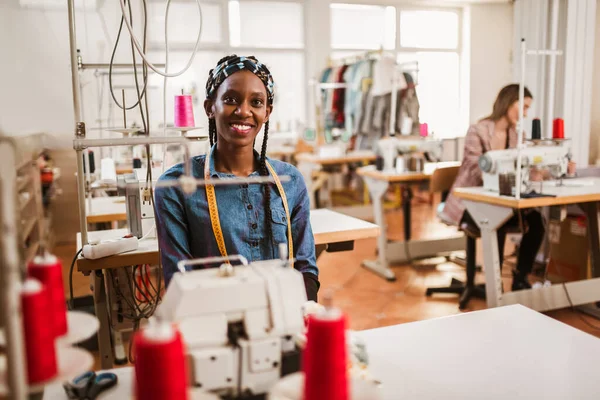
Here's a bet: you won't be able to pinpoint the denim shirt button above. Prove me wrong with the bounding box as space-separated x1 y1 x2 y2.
241 184 249 188
247 204 253 210
252 223 258 229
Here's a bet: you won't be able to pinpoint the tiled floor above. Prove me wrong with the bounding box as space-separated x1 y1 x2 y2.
54 192 600 369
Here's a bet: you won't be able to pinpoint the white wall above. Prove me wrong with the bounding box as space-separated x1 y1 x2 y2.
468 2 513 123
590 3 600 165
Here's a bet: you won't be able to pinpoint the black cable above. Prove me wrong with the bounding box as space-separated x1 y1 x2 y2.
108 0 149 111
128 0 148 134
68 248 84 310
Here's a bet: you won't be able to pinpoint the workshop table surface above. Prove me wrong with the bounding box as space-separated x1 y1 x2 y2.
86 196 127 224
453 177 600 208
43 305 600 399
356 161 461 183
76 208 379 272
296 150 376 165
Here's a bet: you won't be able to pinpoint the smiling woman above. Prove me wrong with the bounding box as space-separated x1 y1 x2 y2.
154 55 320 301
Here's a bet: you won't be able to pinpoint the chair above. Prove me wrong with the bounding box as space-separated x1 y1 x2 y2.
424 165 486 310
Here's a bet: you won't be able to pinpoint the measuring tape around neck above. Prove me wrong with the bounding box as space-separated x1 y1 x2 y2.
204 150 294 263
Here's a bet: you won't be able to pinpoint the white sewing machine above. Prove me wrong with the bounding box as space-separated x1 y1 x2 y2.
375 136 443 172
478 143 571 193
157 250 307 398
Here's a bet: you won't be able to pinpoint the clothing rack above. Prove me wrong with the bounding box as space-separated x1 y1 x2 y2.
311 53 421 146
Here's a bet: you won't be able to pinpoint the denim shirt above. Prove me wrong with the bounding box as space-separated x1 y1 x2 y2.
155 146 318 287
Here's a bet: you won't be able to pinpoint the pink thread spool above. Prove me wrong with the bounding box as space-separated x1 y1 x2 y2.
419 123 428 137
174 94 195 128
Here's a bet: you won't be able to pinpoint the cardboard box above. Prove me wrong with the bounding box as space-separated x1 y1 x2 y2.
547 215 590 283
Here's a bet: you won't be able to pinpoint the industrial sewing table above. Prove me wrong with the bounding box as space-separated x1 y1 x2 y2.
43 304 600 399
296 151 377 208
453 177 600 312
355 162 464 281
76 208 380 369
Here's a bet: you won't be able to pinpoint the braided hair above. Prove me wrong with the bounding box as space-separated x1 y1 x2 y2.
205 54 276 243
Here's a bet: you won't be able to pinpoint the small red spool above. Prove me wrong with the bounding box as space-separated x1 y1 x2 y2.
302 309 349 400
21 278 58 384
134 322 189 400
553 118 565 139
28 254 68 337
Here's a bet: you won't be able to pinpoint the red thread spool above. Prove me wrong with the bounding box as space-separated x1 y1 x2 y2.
21 278 58 384
302 308 349 400
134 322 189 400
174 94 195 128
553 118 565 139
28 254 68 337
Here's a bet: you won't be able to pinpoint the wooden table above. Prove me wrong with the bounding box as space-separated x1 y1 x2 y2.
44 305 600 399
296 150 377 208
453 178 600 312
86 196 127 225
356 162 464 281
267 145 297 162
76 209 379 369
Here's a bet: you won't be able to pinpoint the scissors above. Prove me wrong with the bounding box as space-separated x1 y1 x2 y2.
63 371 118 400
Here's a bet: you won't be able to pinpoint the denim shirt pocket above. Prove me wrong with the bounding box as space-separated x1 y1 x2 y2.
270 208 289 245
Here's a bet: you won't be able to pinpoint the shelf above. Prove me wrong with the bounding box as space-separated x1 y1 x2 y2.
24 242 40 264
17 175 33 192
22 218 38 240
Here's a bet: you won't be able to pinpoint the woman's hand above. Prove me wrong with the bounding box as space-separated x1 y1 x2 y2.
567 161 577 176
529 167 544 182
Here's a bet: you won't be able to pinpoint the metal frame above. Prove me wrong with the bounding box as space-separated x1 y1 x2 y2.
0 138 28 399
463 199 600 312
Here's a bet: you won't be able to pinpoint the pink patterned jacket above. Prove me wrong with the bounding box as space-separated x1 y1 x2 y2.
441 119 517 226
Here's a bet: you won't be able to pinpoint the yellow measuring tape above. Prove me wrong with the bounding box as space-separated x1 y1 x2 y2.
204 151 294 264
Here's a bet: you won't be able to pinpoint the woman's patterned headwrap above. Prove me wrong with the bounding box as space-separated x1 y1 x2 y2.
205 55 274 105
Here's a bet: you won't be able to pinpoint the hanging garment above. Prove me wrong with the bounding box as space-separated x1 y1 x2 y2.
371 56 407 96
330 65 349 128
344 60 374 136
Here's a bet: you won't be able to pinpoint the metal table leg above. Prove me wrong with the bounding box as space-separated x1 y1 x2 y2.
401 185 413 242
361 176 396 281
576 201 600 318
463 200 514 308
315 244 327 259
93 270 114 369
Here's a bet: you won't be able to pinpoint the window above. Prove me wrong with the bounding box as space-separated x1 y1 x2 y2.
397 52 460 138
400 10 459 49
398 9 461 138
229 1 305 49
148 2 223 46
329 7 462 138
330 3 396 50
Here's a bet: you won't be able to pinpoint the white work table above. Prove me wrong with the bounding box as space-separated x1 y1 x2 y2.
356 162 464 281
76 208 379 273
453 177 600 313
86 196 126 225
43 305 600 399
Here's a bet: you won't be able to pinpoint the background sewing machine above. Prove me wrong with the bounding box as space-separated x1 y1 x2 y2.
375 136 443 173
158 250 306 399
478 142 571 194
